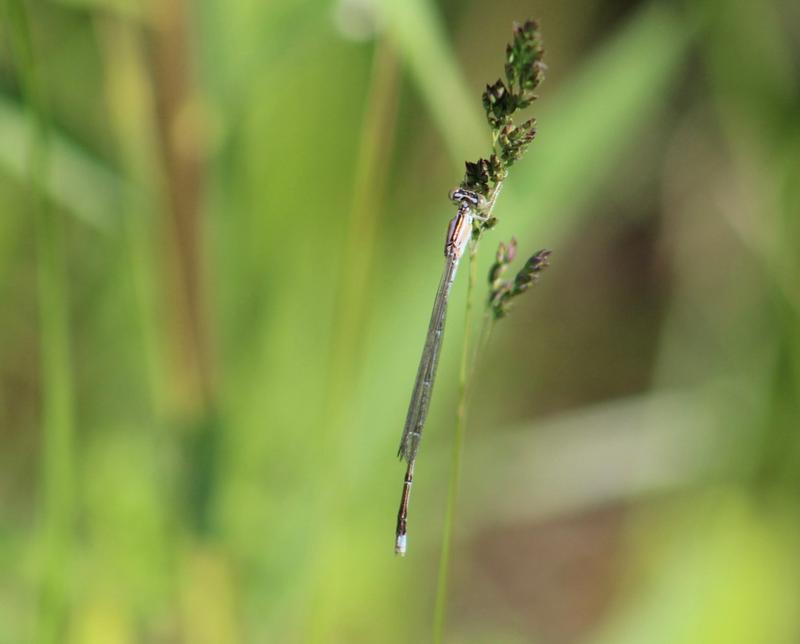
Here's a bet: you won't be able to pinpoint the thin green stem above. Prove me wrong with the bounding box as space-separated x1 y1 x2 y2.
4 2 75 641
472 311 496 383
432 240 476 643
433 171 503 644
432 177 504 642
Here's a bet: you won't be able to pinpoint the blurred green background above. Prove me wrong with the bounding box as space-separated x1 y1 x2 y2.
2 0 800 642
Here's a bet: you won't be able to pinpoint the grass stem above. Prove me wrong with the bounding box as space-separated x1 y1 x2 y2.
4 2 76 641
432 178 503 642
431 239 476 644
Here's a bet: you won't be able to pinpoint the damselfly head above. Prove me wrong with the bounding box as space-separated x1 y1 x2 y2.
448 187 487 211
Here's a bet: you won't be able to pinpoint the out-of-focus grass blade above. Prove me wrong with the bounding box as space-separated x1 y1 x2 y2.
378 0 484 163
507 3 690 243
0 95 126 229
462 391 718 528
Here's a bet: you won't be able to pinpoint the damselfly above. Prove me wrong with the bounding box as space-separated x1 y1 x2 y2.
394 187 488 556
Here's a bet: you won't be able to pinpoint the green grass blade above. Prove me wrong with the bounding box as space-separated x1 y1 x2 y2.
2 2 76 641
0 94 128 229
379 0 485 164
508 3 691 242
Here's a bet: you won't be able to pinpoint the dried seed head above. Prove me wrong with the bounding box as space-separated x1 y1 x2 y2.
507 236 518 263
461 19 545 233
488 246 551 319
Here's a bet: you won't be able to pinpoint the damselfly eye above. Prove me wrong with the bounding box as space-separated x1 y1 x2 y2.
449 187 485 206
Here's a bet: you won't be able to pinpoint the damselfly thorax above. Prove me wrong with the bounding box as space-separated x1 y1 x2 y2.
444 188 488 259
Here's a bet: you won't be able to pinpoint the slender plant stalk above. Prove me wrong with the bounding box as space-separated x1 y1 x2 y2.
468 311 495 396
431 243 476 643
4 2 75 641
432 178 504 642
